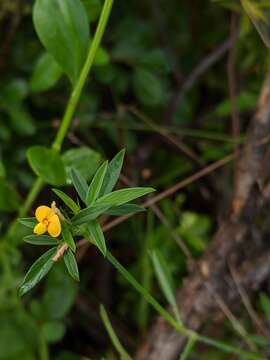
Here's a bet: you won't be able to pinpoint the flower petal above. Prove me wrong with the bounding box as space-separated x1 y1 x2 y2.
35 206 54 222
33 222 47 235
47 214 61 237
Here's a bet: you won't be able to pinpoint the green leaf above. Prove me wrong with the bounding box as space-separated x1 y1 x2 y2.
5 103 35 136
62 222 76 252
18 217 37 229
87 220 106 256
0 159 6 177
27 146 66 186
86 161 108 205
248 334 270 347
33 0 90 84
97 187 155 207
42 263 78 320
99 149 125 196
52 188 80 214
72 203 110 225
63 248 80 281
94 47 110 66
105 203 145 216
259 293 270 321
70 167 88 203
151 249 176 306
82 0 102 22
41 321 65 343
23 235 59 245
31 52 63 92
133 67 163 106
151 249 181 323
0 178 20 212
19 247 57 296
63 147 101 182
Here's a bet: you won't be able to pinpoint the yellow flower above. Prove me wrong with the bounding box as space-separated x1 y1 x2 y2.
33 202 61 238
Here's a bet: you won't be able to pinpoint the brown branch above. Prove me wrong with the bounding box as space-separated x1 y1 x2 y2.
135 72 270 360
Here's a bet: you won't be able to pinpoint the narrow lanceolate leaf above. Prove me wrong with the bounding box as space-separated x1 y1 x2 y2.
19 247 57 296
33 0 90 84
105 203 145 216
72 203 110 225
87 220 106 256
70 167 88 203
99 149 125 197
151 249 181 324
97 187 155 207
23 235 59 246
63 248 79 281
62 222 76 252
18 217 37 229
52 188 80 214
86 161 108 205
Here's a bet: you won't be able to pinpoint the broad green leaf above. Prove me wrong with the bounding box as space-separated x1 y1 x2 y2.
70 167 88 203
94 47 110 66
99 149 125 197
86 161 108 205
133 67 163 106
18 217 37 229
62 222 76 252
52 188 80 214
82 0 102 22
151 249 181 323
33 0 90 84
259 293 270 321
27 146 66 186
87 220 106 256
72 203 110 225
42 263 78 320
63 147 101 182
19 247 57 296
0 178 20 212
105 203 145 216
31 52 62 92
41 321 65 343
6 103 35 136
63 249 80 281
23 235 58 245
97 187 155 207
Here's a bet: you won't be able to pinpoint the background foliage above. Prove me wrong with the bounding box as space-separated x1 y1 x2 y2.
1 0 270 359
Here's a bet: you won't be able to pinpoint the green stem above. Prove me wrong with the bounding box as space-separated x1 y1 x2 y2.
106 250 264 360
38 334 49 360
179 334 197 360
52 0 114 152
100 304 133 360
8 0 114 228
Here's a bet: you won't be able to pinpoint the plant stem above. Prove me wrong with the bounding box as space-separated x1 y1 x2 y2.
179 334 197 360
100 304 133 360
38 334 49 360
52 0 114 152
106 250 264 360
8 0 114 226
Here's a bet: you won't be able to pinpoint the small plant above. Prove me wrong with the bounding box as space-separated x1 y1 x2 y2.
18 149 154 296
